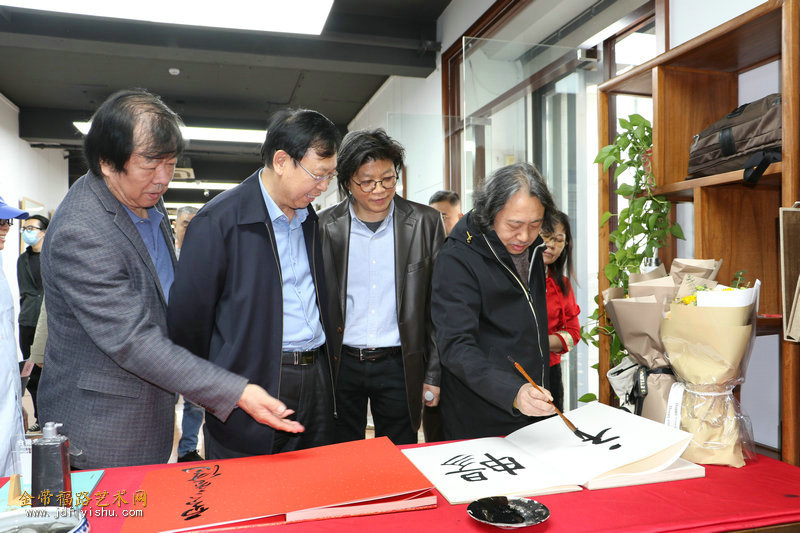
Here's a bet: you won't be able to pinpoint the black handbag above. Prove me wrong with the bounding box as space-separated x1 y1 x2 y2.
687 93 782 183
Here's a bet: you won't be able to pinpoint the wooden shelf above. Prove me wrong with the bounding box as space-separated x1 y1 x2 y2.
599 2 782 97
758 315 784 336
597 0 800 465
653 162 783 201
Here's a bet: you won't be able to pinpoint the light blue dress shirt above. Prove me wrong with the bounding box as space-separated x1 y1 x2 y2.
258 172 325 351
342 200 401 348
124 206 174 303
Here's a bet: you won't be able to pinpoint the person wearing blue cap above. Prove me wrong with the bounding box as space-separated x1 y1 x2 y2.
0 196 29 476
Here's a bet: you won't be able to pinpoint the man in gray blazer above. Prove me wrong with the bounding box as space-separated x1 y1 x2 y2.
319 128 445 445
38 89 302 469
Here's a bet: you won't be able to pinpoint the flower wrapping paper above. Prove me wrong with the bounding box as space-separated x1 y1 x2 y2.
660 281 760 467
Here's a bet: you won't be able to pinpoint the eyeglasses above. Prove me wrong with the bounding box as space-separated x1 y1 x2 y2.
22 225 42 232
0 219 13 227
294 159 337 183
540 232 567 245
351 175 398 193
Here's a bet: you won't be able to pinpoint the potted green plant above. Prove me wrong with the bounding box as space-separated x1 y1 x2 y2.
579 113 684 402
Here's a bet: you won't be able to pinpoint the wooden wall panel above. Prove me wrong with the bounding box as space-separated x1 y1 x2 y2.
694 184 781 314
654 67 737 187
781 0 800 468
597 89 612 405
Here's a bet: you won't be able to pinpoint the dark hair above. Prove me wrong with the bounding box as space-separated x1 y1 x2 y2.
336 128 404 197
472 162 556 234
544 210 575 296
83 88 184 177
27 214 50 231
260 109 341 169
429 190 460 206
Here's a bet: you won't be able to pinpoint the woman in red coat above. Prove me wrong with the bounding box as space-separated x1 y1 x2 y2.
541 210 580 412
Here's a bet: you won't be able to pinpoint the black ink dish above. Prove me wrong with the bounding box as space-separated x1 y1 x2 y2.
467 496 550 529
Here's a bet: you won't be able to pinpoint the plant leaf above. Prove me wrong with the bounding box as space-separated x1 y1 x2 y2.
594 145 613 163
604 262 619 282
669 224 685 239
600 211 614 226
616 183 635 197
603 154 617 172
613 163 629 180
629 113 649 127
578 393 597 403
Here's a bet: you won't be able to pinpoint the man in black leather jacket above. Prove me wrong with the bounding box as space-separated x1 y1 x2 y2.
319 129 445 445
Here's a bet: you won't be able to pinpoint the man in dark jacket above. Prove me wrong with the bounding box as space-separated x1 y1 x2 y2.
431 162 557 440
168 109 340 458
17 214 48 431
319 128 445 445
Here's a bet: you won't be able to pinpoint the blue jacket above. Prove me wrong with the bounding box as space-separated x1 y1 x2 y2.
168 172 335 455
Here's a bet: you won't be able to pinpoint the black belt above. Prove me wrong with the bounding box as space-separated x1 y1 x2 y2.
281 347 320 366
342 345 401 362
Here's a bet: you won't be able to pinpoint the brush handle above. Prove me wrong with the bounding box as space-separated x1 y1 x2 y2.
512 361 578 433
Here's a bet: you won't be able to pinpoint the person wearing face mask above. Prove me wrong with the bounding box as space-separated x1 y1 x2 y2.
540 210 580 413
17 214 48 433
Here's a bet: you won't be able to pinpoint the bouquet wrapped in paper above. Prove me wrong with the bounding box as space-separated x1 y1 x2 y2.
604 259 723 423
660 280 760 467
603 280 674 423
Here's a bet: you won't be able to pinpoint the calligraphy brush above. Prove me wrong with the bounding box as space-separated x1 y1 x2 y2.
507 355 583 439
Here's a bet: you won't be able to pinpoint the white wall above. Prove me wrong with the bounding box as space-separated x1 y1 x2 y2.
346 74 445 204
316 0 495 208
669 0 763 48
0 92 69 359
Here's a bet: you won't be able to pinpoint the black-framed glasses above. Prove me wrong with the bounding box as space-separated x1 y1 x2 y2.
540 232 567 245
351 175 398 193
22 225 42 232
294 159 337 183
0 219 13 227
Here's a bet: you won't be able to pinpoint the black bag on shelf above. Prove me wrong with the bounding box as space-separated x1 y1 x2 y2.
687 93 781 183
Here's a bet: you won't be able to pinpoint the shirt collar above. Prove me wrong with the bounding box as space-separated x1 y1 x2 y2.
258 168 308 225
123 205 163 225
348 198 394 230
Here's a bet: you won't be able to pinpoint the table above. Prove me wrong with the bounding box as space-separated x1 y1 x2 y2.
91 452 800 532
5 452 800 532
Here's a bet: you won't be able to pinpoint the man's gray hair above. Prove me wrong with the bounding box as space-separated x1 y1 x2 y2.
176 205 199 219
472 162 556 233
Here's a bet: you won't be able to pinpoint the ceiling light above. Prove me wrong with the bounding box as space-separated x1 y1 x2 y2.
167 181 239 191
2 0 334 35
168 67 181 76
181 126 266 144
73 122 266 144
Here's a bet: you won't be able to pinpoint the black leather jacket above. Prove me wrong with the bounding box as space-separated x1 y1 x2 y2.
319 195 445 432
